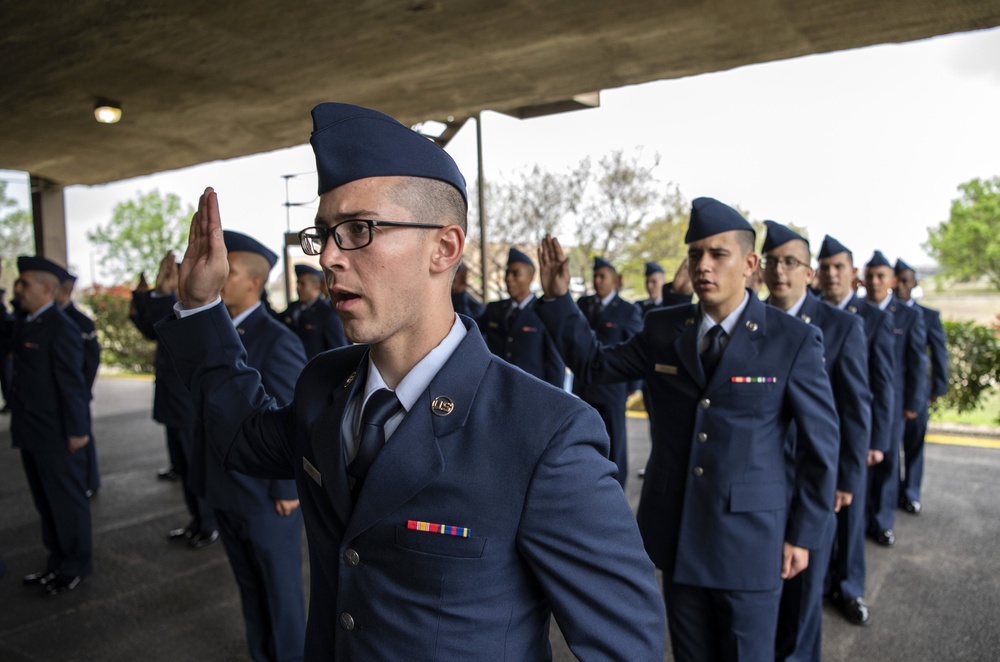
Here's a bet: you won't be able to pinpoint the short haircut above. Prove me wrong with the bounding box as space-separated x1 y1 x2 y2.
234 252 272 295
388 177 468 235
32 271 60 289
734 230 756 255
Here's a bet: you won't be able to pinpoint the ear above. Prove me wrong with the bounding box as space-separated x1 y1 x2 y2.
744 251 760 277
430 225 465 275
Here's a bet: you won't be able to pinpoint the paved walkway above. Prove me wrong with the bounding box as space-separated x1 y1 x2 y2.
1 376 998 661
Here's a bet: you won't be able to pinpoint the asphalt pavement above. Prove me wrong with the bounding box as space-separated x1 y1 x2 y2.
1 376 998 661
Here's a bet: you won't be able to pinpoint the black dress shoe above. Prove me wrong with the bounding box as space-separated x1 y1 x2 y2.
834 596 871 626
23 571 57 586
157 467 179 481
900 499 922 514
168 526 193 541
872 528 896 546
44 574 81 595
189 530 219 549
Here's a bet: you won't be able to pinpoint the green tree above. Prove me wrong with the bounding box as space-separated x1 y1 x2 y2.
87 190 192 284
0 180 35 297
575 149 671 267
925 176 1000 290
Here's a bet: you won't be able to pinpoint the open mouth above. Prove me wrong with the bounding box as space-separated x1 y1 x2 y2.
329 288 361 309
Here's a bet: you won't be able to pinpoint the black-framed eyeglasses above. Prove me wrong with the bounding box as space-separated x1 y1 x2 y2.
298 219 445 255
762 256 810 271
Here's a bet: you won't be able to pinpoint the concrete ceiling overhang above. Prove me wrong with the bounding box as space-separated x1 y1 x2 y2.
3 0 1000 188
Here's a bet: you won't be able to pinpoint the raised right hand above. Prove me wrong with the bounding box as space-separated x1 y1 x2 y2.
537 234 571 299
155 251 179 295
179 187 229 308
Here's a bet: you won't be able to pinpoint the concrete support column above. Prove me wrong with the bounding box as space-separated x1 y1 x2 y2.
30 175 68 266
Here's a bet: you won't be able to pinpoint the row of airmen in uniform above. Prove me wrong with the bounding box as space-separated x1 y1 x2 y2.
457 218 947 660
4 218 947 662
4 240 348 659
5 100 949 662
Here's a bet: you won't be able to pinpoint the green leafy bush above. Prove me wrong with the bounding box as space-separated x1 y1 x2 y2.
80 285 155 374
934 319 1000 424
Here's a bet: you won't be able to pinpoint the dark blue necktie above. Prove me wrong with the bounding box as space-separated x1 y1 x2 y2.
701 325 725 380
348 388 402 500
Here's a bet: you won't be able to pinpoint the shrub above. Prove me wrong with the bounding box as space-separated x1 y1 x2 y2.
934 319 1000 424
80 285 156 374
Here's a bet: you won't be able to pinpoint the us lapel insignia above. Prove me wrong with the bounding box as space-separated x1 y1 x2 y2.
799 314 812 324
684 317 695 325
848 305 858 314
431 396 454 416
745 320 759 332
889 304 897 313
236 327 245 335
343 371 356 387
655 363 678 375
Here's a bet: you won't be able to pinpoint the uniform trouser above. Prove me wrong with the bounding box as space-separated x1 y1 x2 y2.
776 512 837 662
900 408 930 503
84 430 100 493
828 482 868 601
216 508 306 662
868 414 904 533
20 447 93 577
663 580 782 662
588 399 628 489
167 424 216 533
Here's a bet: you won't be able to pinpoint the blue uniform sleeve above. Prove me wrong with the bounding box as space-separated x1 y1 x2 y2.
868 312 896 454
832 316 872 495
925 307 949 398
517 401 666 660
903 308 928 413
534 294 647 386
259 327 308 501
784 327 840 548
155 302 297 480
52 322 91 438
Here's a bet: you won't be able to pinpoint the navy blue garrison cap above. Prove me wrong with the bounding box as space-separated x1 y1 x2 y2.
310 103 468 208
593 256 615 272
817 235 852 259
223 231 278 270
294 264 322 278
894 258 915 275
685 197 755 243
17 256 71 282
644 261 665 277
762 220 809 253
866 250 892 269
507 247 534 269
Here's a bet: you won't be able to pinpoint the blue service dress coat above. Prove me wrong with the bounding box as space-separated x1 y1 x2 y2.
155 304 666 661
201 304 308 662
477 295 566 388
869 294 927 533
774 294 871 662
8 304 93 577
130 291 197 427
63 302 101 492
900 302 948 503
574 292 642 487
451 289 485 319
281 297 347 360
825 293 895 603
535 291 839 591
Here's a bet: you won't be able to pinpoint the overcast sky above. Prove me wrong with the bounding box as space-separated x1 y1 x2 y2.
3 25 999 287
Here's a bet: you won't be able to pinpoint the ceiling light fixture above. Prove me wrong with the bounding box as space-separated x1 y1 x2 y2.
94 98 122 124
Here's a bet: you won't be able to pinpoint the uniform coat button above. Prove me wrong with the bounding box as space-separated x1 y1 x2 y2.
340 613 355 630
344 548 360 566
697 432 708 442
693 466 704 477
700 398 711 409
